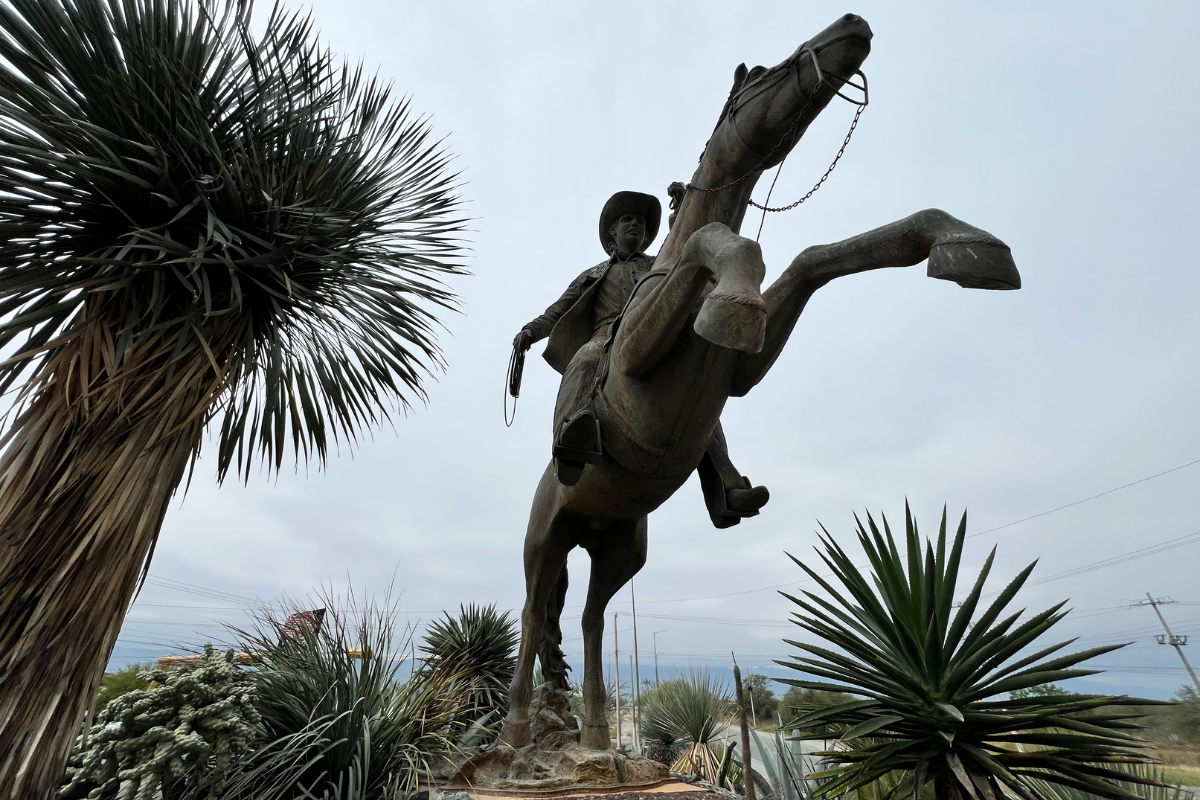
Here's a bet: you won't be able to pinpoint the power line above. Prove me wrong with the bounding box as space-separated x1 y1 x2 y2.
969 457 1200 538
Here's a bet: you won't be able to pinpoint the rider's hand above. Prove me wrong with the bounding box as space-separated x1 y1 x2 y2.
513 328 535 352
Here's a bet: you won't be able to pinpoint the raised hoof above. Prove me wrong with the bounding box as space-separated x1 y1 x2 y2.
694 291 767 353
579 721 611 750
500 717 532 748
927 235 1020 290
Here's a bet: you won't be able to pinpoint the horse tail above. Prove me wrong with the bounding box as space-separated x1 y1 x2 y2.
538 564 571 692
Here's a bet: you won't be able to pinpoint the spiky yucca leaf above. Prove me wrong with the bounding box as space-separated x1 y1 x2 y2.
0 0 465 794
642 670 733 749
779 506 1159 800
420 603 519 720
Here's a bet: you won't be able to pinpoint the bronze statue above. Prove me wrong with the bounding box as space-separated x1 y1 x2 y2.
502 13 1020 751
515 191 770 528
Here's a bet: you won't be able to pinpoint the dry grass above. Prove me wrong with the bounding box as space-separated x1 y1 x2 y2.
1145 742 1200 787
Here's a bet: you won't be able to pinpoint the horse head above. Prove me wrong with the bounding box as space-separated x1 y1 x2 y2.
660 14 873 262
730 14 872 171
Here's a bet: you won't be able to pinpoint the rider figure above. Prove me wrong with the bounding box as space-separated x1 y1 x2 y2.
513 191 769 528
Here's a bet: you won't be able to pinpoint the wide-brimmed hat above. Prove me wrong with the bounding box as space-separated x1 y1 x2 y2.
599 191 661 254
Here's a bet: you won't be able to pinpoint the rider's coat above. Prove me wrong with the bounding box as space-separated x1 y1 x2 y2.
521 251 655 373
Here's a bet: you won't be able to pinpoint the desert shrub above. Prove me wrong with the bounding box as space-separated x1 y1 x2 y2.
745 672 780 723
640 670 733 782
61 645 260 800
212 591 472 800
420 603 518 721
93 661 155 715
779 685 855 727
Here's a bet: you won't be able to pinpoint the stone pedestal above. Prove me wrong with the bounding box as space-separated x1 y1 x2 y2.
435 685 669 792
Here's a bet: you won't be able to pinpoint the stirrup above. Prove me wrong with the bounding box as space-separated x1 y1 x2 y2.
553 412 602 465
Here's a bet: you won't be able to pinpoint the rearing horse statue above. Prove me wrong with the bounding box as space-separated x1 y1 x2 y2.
501 13 1019 750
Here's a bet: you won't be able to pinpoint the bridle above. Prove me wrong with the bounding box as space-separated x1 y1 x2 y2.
682 45 869 239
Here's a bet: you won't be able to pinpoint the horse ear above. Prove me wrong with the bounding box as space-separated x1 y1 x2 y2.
733 63 748 85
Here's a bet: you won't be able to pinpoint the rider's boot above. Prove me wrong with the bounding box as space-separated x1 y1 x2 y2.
552 339 606 486
697 423 769 528
553 408 602 486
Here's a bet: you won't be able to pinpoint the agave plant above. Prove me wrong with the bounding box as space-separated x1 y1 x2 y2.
780 506 1158 800
752 725 818 800
214 589 471 800
420 603 519 721
0 0 465 793
1031 763 1189 800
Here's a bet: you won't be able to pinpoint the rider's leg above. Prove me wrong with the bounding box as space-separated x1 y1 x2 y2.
696 421 769 528
552 333 607 485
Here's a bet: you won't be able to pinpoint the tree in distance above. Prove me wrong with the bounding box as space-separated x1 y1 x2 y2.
779 505 1160 800
0 0 466 794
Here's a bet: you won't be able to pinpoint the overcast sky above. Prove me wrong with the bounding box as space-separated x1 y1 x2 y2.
114 1 1200 700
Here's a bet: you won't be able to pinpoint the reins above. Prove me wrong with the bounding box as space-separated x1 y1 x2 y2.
682 46 869 241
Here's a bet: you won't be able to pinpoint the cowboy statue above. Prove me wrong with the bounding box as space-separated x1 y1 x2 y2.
513 190 769 528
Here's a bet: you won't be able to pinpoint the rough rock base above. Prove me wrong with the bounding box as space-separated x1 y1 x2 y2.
435 685 668 792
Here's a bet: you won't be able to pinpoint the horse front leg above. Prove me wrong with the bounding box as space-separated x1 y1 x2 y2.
501 467 574 748
615 222 768 377
730 208 1018 395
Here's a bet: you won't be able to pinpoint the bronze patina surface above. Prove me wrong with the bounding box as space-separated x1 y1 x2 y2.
502 12 1019 753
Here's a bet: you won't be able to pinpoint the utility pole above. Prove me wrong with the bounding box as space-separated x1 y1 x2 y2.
1137 594 1200 694
653 630 667 687
614 612 621 747
630 654 637 746
631 579 641 741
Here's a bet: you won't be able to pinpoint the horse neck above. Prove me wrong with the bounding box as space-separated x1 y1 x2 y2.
656 146 766 267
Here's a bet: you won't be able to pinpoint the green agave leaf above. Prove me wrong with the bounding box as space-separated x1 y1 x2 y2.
839 715 904 741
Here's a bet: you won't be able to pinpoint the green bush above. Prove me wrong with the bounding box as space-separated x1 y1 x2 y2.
744 672 780 723
93 661 155 715
61 645 260 800
779 685 854 728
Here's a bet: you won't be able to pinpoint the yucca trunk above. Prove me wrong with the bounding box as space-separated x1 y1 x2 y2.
0 303 239 798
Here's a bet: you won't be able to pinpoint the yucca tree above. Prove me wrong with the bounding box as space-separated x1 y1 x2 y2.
779 506 1159 800
641 670 734 782
0 0 466 795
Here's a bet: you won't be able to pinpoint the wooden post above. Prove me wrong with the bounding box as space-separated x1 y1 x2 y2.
733 654 756 800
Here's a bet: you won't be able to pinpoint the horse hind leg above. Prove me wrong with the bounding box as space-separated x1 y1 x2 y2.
539 563 571 692
579 516 648 749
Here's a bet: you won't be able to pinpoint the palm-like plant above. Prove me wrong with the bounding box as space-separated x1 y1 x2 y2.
0 0 465 793
780 506 1158 800
420 603 519 721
